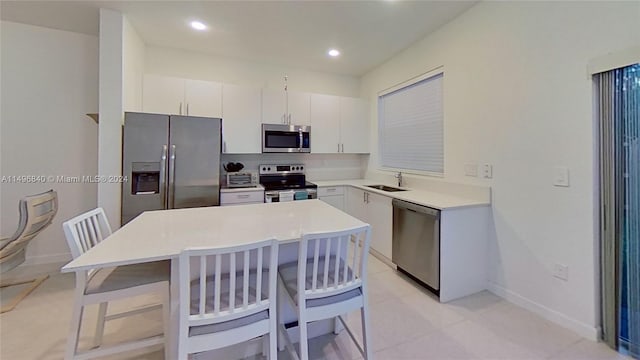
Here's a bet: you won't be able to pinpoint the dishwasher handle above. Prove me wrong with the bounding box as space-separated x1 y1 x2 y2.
392 199 440 218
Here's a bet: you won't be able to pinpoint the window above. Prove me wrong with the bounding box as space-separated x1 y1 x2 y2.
378 71 443 174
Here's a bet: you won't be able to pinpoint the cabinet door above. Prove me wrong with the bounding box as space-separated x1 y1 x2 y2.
339 97 369 153
262 88 286 124
319 195 345 211
142 75 185 115
345 187 366 221
310 94 340 153
222 84 262 153
184 79 222 118
288 90 311 125
366 191 393 259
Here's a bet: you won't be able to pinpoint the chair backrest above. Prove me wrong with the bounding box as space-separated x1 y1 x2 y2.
298 224 371 302
179 238 279 331
0 189 58 261
62 208 112 260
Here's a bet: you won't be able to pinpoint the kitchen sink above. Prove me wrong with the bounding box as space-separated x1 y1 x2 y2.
366 184 408 192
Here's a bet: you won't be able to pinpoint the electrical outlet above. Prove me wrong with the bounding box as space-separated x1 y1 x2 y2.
482 164 493 179
553 263 569 281
464 163 478 177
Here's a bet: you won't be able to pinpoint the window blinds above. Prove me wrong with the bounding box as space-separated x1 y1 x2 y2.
378 73 443 173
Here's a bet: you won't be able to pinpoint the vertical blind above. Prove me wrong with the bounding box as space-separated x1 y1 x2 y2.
596 63 639 358
378 73 444 173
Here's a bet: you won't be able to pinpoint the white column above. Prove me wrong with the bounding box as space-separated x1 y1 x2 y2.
98 9 124 230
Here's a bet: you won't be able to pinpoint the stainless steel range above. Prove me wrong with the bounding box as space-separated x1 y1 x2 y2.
259 164 317 203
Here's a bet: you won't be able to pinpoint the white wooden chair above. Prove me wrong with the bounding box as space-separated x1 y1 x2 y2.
178 238 279 360
62 207 170 360
278 224 373 360
0 189 57 313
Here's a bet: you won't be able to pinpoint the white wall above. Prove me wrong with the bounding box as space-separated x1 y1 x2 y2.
360 1 639 338
145 46 361 97
0 21 98 264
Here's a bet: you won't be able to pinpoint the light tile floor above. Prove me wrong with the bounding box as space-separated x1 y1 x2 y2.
0 256 630 360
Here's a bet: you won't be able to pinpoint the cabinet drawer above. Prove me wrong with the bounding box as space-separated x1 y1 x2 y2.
318 186 344 197
220 191 264 205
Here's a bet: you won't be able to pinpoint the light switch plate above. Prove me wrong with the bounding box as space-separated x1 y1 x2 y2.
553 263 569 281
553 166 570 187
464 163 478 177
482 164 493 179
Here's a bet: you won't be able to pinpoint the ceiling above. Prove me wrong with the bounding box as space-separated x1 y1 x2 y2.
0 1 476 76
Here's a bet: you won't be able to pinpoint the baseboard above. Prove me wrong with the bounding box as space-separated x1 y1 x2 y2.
368 248 395 269
22 252 72 267
487 281 600 341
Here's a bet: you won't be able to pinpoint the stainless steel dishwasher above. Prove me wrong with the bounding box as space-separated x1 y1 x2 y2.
392 199 440 294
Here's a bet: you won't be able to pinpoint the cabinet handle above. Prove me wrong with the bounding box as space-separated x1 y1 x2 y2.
179 102 183 115
186 103 190 115
363 192 366 203
327 188 336 192
237 194 250 199
337 143 340 152
341 143 344 152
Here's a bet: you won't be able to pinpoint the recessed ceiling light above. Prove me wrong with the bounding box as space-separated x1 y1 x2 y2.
328 49 340 57
190 21 207 31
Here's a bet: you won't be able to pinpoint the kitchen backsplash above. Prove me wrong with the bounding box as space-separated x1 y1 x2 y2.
220 154 368 181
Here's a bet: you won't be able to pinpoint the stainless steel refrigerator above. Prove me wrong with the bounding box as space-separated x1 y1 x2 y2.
121 112 222 225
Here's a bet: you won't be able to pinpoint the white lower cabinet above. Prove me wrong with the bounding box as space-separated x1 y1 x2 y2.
220 188 265 206
345 187 392 259
318 186 345 211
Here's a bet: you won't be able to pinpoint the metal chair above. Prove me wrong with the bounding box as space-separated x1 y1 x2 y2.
278 224 373 360
0 189 58 313
63 207 170 360
178 238 279 359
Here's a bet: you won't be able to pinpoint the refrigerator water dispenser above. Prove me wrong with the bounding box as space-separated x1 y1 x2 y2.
131 162 160 195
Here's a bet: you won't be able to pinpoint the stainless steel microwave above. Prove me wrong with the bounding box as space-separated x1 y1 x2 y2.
262 124 311 153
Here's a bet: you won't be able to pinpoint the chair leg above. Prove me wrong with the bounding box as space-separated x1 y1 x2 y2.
262 335 268 358
93 302 108 348
269 316 278 360
360 305 373 360
298 316 309 360
333 315 343 335
162 285 170 360
66 302 84 360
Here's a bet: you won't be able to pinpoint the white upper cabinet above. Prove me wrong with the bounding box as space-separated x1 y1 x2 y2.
222 84 262 154
310 94 369 153
142 75 222 118
261 88 310 125
339 97 369 153
184 79 222 118
287 91 311 125
310 94 340 153
142 75 185 115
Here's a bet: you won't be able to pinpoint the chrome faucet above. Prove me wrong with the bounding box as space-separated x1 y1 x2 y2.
395 172 403 187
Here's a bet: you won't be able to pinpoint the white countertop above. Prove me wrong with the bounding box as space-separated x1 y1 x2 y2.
62 200 365 272
312 179 490 210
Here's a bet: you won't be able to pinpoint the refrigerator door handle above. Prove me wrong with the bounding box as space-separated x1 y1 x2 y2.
160 145 168 208
168 144 176 208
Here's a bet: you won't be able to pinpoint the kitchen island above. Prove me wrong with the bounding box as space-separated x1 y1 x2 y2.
62 200 367 359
